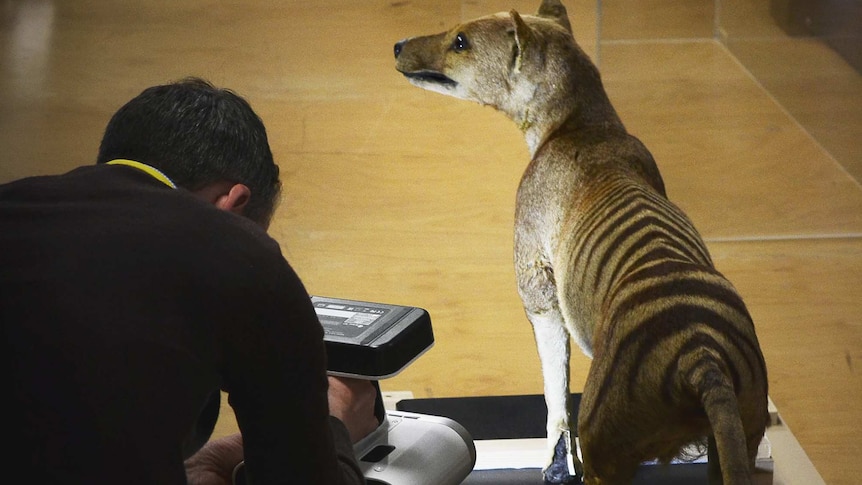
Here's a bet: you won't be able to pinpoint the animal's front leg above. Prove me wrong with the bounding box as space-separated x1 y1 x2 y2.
529 310 584 484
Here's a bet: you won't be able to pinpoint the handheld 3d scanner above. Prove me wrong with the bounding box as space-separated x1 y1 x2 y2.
315 296 476 485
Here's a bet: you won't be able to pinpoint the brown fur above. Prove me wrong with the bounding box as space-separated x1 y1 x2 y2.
395 2 769 484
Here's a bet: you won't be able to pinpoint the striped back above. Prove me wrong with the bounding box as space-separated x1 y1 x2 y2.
565 170 766 387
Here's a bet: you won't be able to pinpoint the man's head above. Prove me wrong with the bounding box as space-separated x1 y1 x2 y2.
97 77 281 227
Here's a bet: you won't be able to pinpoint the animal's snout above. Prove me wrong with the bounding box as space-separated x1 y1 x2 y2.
394 39 407 58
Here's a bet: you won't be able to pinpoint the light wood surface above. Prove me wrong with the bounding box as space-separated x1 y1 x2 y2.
2 1 859 484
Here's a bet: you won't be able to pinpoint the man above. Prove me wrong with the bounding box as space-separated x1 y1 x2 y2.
2 78 379 484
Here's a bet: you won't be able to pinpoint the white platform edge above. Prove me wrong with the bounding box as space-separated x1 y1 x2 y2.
765 397 827 485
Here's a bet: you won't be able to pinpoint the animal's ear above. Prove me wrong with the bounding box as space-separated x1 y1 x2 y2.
537 0 573 34
510 10 533 74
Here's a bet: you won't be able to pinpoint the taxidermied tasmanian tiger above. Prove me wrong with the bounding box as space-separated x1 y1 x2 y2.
394 1 769 484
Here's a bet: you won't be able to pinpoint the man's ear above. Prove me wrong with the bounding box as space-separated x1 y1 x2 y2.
214 183 251 216
192 181 251 216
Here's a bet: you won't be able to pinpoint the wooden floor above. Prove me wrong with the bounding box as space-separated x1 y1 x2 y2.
2 1 859 484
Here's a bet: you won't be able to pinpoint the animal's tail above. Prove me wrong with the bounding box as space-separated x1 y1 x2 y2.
683 348 753 485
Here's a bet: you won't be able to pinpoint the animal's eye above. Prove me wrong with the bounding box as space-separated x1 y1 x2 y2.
451 32 470 52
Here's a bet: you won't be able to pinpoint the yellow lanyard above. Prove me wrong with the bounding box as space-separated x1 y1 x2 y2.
105 159 177 189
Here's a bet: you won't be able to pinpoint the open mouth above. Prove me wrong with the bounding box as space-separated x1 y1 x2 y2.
402 70 457 87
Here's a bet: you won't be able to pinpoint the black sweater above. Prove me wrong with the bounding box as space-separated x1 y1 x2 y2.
1 164 362 484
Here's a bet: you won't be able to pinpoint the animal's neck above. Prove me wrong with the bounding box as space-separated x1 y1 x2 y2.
515 57 624 158
523 120 557 157
519 94 623 158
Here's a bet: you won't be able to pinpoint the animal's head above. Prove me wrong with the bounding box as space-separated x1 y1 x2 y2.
394 0 613 151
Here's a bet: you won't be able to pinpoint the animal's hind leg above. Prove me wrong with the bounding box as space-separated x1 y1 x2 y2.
707 435 722 484
529 310 583 484
576 352 643 485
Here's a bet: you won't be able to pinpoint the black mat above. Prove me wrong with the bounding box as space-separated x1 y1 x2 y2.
462 464 713 484
396 393 715 484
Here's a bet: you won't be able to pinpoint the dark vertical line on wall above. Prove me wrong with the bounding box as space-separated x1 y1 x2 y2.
595 0 603 68
713 0 722 40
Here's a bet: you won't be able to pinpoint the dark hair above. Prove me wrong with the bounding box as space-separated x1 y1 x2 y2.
97 77 281 226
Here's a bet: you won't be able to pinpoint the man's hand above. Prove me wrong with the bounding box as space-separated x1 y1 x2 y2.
185 433 244 485
185 378 378 484
328 376 380 443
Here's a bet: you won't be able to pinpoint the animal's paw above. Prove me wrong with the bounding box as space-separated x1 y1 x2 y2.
542 434 583 484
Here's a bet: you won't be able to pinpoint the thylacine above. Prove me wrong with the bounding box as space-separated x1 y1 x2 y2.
394 1 769 484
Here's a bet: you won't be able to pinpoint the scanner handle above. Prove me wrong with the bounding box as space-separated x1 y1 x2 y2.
371 380 386 426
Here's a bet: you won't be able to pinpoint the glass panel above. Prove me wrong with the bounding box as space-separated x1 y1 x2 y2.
718 0 862 182
597 0 862 183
